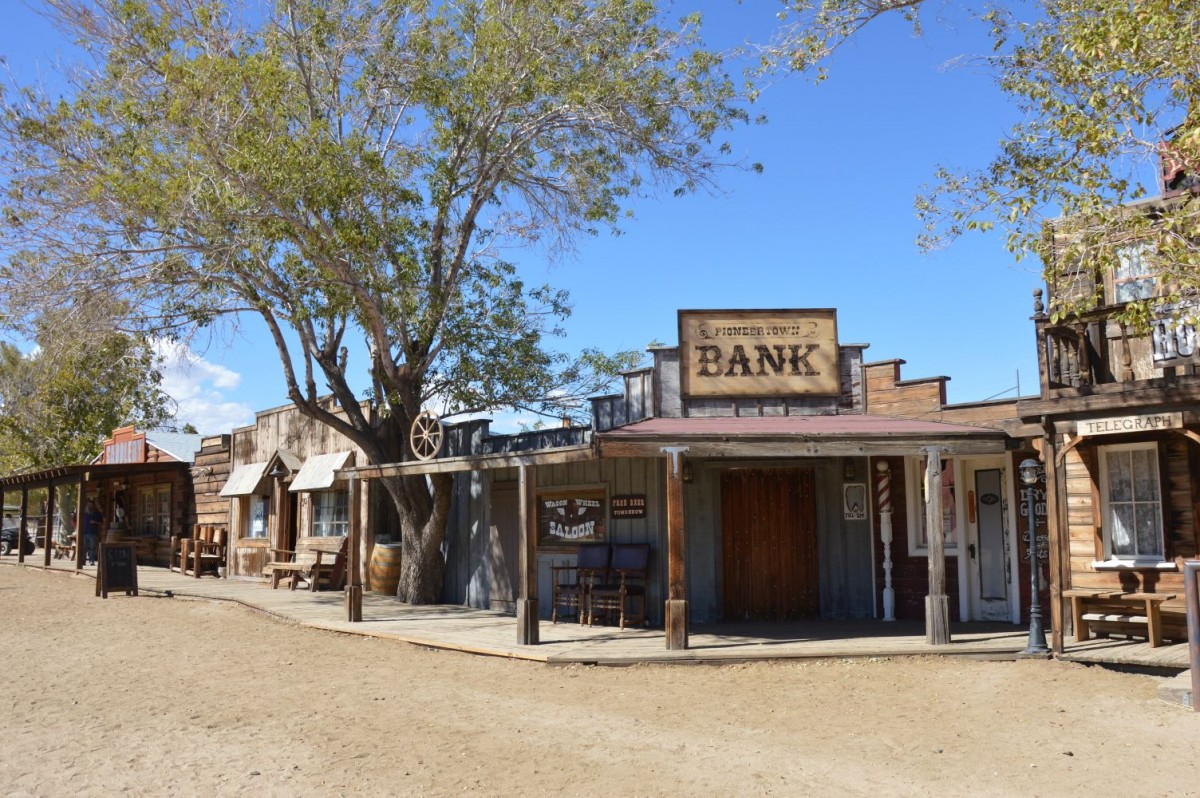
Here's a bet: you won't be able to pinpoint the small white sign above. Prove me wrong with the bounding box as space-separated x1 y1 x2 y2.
1077 412 1182 437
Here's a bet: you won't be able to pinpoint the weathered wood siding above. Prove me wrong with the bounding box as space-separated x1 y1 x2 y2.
1061 433 1197 596
227 400 375 579
451 458 669 621
192 435 231 530
865 359 1017 429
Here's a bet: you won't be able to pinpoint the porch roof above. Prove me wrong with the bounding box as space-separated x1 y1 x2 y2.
596 414 1010 458
0 462 188 491
289 451 354 492
219 462 269 497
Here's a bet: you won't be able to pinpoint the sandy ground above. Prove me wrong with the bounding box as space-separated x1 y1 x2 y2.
0 565 1195 797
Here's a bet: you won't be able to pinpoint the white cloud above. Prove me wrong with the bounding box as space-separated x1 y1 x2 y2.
154 339 255 434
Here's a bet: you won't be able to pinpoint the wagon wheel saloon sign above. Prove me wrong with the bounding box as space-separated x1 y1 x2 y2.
538 488 607 548
678 309 841 399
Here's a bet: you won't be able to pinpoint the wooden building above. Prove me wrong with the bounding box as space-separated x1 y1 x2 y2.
0 425 205 568
218 399 393 581
354 309 1041 649
1015 194 1200 650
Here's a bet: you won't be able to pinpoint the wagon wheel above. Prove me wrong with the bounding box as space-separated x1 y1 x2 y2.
410 410 444 461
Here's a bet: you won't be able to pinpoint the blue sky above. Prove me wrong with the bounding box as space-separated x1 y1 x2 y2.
1 2 1050 435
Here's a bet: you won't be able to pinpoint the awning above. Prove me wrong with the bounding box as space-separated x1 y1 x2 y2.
289 452 355 492
596 414 1009 458
219 462 269 497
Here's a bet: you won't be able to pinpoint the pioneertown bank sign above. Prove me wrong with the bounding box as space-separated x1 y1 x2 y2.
679 309 841 398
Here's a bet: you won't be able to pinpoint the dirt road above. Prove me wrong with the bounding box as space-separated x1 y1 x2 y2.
0 565 1193 796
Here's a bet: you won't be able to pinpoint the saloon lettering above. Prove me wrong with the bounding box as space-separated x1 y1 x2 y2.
539 490 607 547
694 343 821 378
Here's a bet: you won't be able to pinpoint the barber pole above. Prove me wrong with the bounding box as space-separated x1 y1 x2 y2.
876 459 895 621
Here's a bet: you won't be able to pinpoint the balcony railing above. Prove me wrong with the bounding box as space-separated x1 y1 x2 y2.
1034 291 1200 395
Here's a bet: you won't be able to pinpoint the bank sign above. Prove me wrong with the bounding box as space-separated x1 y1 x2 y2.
678 309 840 399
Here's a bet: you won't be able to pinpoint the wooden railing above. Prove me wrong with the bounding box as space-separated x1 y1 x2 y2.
1034 291 1137 392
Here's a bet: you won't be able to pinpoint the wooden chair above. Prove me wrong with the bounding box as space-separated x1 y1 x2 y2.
550 543 610 624
189 527 227 578
588 543 650 629
173 526 203 574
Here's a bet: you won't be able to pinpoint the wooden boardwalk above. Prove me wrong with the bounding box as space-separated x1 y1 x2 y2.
11 558 1192 669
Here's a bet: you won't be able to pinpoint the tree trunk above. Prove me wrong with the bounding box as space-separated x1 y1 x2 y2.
390 472 453 604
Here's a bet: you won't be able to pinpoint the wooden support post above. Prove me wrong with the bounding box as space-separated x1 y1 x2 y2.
345 474 363 622
1041 429 1065 653
74 477 86 571
662 446 689 650
516 464 539 645
924 448 951 645
17 487 28 565
1184 561 1200 713
44 480 55 568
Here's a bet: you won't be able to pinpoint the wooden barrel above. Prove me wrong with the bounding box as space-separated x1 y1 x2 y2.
369 543 403 595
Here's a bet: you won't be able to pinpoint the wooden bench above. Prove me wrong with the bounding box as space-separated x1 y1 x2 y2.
265 540 346 592
1065 588 1177 648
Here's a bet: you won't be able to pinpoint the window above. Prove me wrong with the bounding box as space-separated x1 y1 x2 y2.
246 495 269 539
1100 443 1164 562
906 456 958 555
1113 243 1156 303
311 491 348 538
135 485 171 537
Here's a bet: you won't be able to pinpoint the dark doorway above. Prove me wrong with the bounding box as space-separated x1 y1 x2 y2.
721 467 819 620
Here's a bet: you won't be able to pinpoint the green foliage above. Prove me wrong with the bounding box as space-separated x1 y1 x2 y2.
0 0 748 601
0 330 171 473
763 1 1200 327
911 0 1200 324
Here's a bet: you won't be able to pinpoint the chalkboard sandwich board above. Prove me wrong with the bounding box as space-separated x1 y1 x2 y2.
96 542 139 598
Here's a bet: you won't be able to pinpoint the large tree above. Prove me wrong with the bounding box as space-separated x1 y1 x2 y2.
0 321 171 473
761 1 1199 323
915 0 1200 324
0 0 747 602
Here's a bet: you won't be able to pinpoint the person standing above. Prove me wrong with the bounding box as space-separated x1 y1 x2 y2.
81 500 104 566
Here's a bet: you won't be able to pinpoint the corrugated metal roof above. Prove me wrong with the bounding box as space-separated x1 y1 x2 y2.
219 462 269 497
289 452 354 492
601 414 1003 438
146 432 205 463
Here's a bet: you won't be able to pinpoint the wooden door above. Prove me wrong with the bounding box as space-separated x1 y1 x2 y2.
721 467 819 620
487 484 520 613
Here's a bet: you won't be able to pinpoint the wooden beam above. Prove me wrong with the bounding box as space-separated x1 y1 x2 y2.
351 445 595 479
1017 381 1200 418
345 474 362 623
663 447 689 651
17 487 27 565
599 437 1008 461
516 464 539 645
74 477 85 571
44 480 55 569
924 449 950 645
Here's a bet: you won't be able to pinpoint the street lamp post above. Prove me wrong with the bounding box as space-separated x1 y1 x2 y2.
1019 458 1049 656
